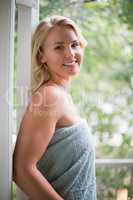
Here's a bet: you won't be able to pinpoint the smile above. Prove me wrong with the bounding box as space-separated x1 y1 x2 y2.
63 61 77 67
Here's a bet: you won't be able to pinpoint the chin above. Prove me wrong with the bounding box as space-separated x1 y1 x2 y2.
69 68 80 76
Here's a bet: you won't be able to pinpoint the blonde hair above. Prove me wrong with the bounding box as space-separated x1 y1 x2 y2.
31 15 87 94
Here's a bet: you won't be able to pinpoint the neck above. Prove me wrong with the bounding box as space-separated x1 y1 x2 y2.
49 77 71 92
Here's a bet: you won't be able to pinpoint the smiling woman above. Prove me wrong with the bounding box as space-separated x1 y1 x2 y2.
13 15 96 200
39 26 82 77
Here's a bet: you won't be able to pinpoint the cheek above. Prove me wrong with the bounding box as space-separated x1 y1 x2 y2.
46 54 62 70
46 51 59 64
50 51 63 61
75 49 84 64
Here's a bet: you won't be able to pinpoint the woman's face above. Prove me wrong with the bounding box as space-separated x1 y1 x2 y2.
41 25 84 80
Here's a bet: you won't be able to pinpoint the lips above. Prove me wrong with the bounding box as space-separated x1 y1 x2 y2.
63 60 77 67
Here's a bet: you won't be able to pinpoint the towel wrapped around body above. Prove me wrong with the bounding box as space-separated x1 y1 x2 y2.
37 119 97 200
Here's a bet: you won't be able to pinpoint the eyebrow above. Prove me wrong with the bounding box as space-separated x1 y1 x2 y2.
54 40 79 45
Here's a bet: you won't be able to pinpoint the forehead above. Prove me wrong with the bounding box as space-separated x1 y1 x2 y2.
45 26 78 45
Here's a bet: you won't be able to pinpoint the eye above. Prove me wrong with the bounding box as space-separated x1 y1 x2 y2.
71 42 80 48
55 46 64 50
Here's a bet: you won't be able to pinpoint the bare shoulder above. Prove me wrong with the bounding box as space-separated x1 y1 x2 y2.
27 84 65 120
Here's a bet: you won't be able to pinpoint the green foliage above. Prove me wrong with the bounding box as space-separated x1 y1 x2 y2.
96 166 133 199
116 0 133 30
12 182 16 200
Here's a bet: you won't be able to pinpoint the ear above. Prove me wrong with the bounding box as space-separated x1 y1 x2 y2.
38 48 47 64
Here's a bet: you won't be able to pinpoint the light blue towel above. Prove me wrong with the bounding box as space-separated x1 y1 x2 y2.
37 119 97 200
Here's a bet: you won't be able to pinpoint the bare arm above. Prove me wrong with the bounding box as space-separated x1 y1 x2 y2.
13 86 64 200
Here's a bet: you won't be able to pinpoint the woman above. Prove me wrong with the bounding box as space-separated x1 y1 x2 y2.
13 15 97 200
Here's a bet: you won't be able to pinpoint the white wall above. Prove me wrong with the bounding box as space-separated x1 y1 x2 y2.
15 1 39 200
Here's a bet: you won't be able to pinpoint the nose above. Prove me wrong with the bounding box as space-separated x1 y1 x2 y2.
64 46 75 59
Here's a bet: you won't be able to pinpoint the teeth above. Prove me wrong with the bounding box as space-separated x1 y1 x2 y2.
63 61 76 66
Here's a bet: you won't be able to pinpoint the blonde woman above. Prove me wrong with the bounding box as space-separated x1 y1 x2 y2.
13 15 97 200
